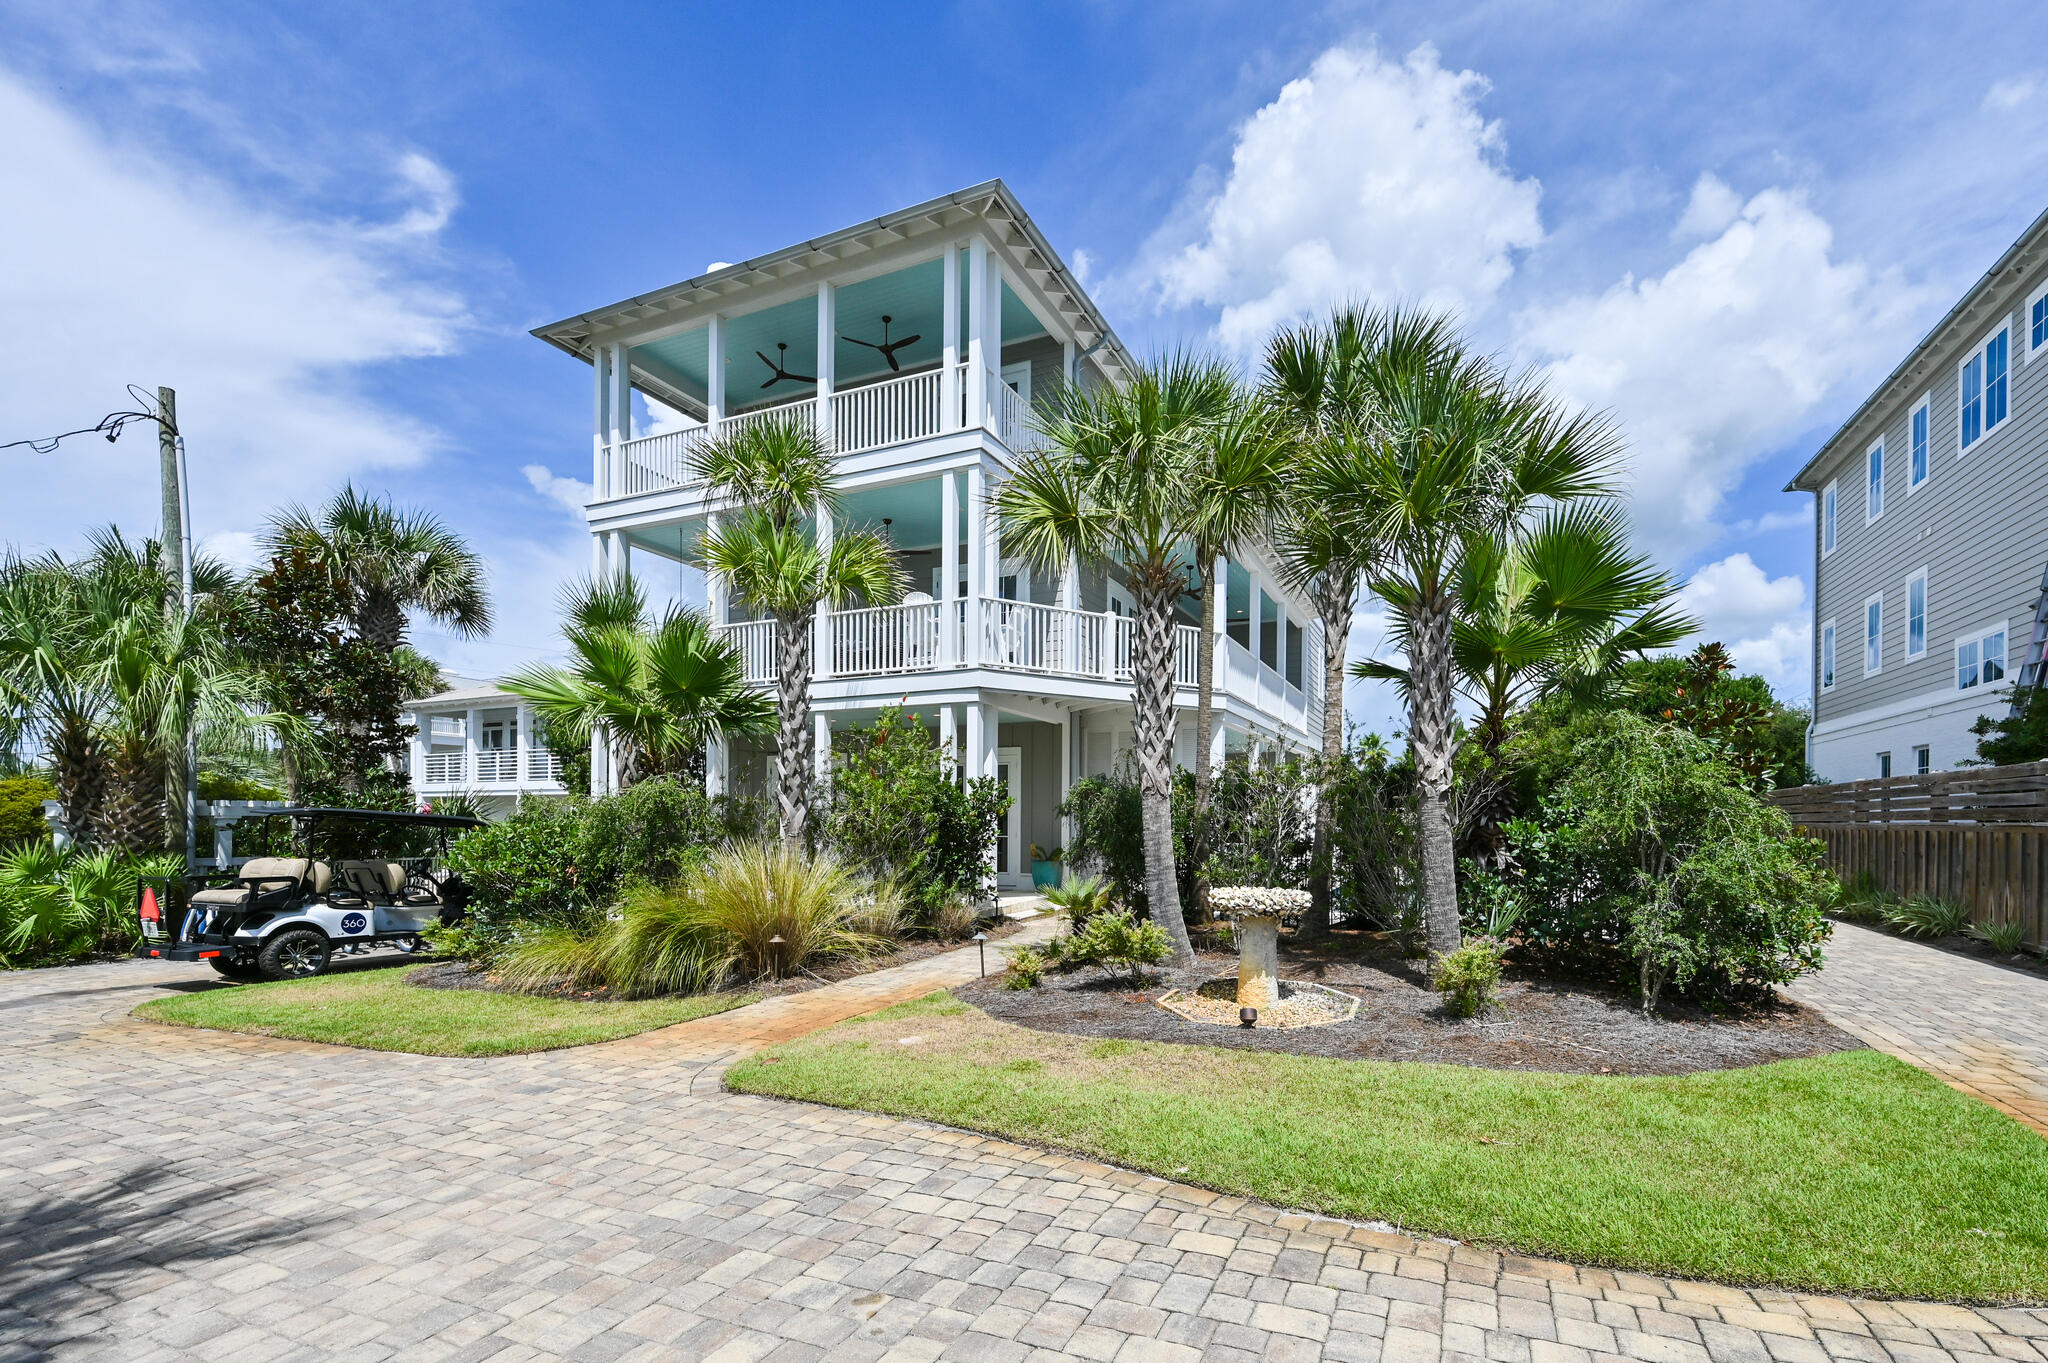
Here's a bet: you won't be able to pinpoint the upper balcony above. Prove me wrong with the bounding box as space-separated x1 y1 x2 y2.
534 183 1135 512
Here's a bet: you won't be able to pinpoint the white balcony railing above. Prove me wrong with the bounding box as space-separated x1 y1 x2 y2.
474 749 521 782
422 752 464 784
528 750 565 781
724 618 779 685
833 600 942 675
418 747 568 788
599 363 1023 501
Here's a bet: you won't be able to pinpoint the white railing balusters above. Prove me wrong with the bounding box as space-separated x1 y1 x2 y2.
831 368 944 455
830 600 941 675
721 619 779 685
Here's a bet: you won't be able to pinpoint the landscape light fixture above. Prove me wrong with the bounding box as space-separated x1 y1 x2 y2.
1239 1007 1257 1029
973 931 987 977
768 934 785 977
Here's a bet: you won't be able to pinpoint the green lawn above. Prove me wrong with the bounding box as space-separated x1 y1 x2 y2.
729 992 2048 1303
138 965 757 1057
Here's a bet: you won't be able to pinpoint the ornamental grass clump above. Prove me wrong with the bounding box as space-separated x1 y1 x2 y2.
1434 938 1506 1018
1884 895 1971 940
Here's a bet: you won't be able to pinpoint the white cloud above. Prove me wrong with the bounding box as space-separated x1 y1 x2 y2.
1673 173 1742 240
374 151 460 239
1677 552 1810 693
1984 77 2037 112
1516 184 1924 558
1130 42 1543 350
522 463 593 518
637 394 699 437
1731 506 1813 537
0 69 466 560
195 528 263 573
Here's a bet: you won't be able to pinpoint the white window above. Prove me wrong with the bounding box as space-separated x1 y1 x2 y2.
1865 441 1884 522
1958 324 2011 453
1821 481 1837 555
1820 619 1836 690
1863 594 1883 675
1877 752 1892 779
1913 745 1931 775
1908 395 1930 491
1906 568 1927 659
1956 623 2009 690
2029 280 2048 360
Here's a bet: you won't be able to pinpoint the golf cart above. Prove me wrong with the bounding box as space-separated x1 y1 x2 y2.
135 807 483 981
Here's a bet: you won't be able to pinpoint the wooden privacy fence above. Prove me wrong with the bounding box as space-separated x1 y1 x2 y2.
1768 760 2048 948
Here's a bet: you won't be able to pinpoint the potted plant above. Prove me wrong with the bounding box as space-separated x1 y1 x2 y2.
1029 843 1062 890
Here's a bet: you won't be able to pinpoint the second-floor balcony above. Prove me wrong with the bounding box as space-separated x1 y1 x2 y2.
419 747 565 789
606 361 1040 501
720 596 1324 739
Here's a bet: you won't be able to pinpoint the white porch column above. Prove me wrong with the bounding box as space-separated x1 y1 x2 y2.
609 344 633 458
939 704 957 767
1211 721 1228 769
591 731 608 797
815 281 835 442
704 510 725 623
941 245 962 430
966 237 989 431
516 704 533 786
611 530 630 583
1274 594 1288 691
1247 561 1266 671
705 737 727 798
705 315 726 425
409 720 427 801
813 500 834 679
965 463 985 665
592 345 613 501
965 702 984 786
814 711 831 788
1062 338 1075 387
940 469 959 665
464 706 480 787
1058 711 1072 870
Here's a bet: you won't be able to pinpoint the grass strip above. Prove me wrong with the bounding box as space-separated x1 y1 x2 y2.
729 992 2048 1303
138 964 756 1057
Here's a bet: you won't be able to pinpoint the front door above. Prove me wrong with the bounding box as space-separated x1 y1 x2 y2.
995 746 1024 890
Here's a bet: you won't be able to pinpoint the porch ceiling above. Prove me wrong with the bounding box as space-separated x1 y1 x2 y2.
628 257 1045 416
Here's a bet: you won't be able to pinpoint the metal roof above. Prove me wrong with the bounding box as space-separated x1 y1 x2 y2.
530 179 1134 390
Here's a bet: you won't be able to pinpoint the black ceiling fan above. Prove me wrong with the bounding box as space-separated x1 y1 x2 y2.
840 314 922 372
755 343 816 389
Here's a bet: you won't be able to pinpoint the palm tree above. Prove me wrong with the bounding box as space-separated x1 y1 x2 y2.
0 555 114 843
1185 394 1291 918
265 484 491 653
1321 309 1622 966
505 576 773 792
1355 503 1694 756
691 417 903 842
1262 306 1409 937
996 353 1238 971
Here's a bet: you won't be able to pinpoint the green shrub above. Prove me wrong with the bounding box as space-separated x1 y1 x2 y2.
1886 895 1971 939
1067 908 1172 985
1473 713 1833 1011
196 772 286 803
822 709 1008 924
1966 917 2028 954
576 777 727 895
1434 939 1506 1018
0 844 181 967
0 775 57 852
1003 943 1046 990
444 798 595 952
1043 874 1114 931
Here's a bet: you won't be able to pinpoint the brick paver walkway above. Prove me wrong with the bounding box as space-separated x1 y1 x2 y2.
1788 921 2048 1135
4 936 2045 1362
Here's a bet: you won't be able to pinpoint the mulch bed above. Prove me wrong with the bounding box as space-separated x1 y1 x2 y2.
409 916 1026 1004
960 928 1862 1077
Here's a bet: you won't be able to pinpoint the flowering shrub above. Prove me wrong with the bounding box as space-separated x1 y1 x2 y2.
1207 886 1311 919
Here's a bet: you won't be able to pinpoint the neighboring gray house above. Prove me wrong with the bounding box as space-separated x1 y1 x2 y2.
1789 206 2048 781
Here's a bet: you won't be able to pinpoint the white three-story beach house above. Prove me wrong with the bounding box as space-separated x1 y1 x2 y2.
531 181 1323 888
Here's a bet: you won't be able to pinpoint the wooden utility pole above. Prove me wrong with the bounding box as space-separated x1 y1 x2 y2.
158 387 183 609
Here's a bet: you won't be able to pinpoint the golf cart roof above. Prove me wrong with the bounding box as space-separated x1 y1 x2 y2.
269 807 486 830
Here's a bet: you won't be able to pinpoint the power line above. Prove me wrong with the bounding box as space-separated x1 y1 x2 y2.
0 385 176 453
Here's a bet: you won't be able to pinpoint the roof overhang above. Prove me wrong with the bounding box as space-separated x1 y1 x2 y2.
1785 202 2048 492
531 179 1135 414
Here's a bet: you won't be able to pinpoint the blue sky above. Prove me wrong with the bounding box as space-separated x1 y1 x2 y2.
4 0 2047 736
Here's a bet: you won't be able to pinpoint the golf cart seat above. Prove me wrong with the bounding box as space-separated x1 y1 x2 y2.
333 860 443 908
188 857 331 908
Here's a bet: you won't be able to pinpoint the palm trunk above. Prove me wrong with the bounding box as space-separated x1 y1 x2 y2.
95 740 167 855
1188 562 1219 923
1131 568 1196 971
1303 571 1354 938
1408 589 1462 968
774 607 815 843
48 716 106 851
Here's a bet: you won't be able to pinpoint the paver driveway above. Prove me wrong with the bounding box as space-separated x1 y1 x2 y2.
4 948 2045 1363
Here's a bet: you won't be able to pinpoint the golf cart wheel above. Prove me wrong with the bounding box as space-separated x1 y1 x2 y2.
258 929 330 981
208 956 264 982
394 935 429 954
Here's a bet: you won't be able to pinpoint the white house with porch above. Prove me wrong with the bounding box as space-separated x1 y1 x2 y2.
531 181 1323 889
404 680 569 819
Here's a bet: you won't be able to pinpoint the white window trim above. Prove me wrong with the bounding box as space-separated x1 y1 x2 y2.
1820 618 1836 691
1820 480 1838 556
1957 321 2013 455
1864 439 1884 523
1863 592 1884 676
1913 745 1931 775
1905 567 1928 660
1954 620 2010 691
1876 751 1892 779
1907 393 1931 493
2027 279 2048 361
1000 361 1031 405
